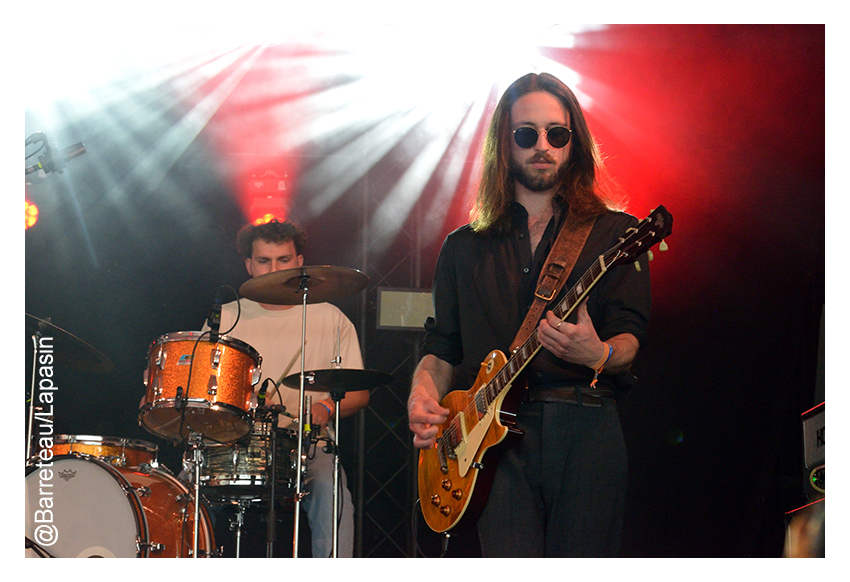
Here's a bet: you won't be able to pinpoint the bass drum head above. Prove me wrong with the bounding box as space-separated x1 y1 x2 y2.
25 455 147 558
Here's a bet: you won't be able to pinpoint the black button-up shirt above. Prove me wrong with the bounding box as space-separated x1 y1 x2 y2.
423 203 652 398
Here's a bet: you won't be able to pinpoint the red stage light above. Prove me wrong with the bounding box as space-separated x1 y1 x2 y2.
253 213 279 225
25 200 39 230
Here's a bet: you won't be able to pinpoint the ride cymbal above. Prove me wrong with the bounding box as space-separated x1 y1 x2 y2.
239 265 368 305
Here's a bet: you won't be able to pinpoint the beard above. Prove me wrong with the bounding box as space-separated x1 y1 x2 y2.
509 154 568 192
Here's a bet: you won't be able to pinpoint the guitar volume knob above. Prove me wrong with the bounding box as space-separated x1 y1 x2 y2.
430 495 441 507
440 506 451 517
441 479 452 490
452 489 463 500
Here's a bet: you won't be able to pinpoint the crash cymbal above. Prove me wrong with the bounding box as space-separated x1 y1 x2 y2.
239 265 368 306
281 369 393 393
26 314 114 374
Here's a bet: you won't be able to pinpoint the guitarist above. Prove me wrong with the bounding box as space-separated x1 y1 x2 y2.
408 73 652 557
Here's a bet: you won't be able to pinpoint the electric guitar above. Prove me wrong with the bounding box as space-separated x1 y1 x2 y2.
417 205 673 533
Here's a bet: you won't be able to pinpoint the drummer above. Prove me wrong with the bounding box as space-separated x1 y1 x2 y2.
210 219 369 558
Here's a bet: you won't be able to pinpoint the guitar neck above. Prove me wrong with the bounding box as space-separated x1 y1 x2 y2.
478 252 614 409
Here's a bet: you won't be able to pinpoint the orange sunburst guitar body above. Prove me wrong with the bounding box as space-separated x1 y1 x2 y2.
417 350 525 533
417 205 673 534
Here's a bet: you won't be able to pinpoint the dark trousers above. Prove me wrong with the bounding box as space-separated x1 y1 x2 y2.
476 399 627 557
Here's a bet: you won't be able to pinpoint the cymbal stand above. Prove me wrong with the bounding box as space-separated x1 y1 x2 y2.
328 328 343 558
26 330 42 461
328 387 346 558
292 270 311 558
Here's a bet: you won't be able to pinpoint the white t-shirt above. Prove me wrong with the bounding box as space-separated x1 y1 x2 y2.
211 298 364 429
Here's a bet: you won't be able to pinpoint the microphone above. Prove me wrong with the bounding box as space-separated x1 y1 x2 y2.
303 395 313 442
256 379 271 409
26 134 87 175
206 288 223 342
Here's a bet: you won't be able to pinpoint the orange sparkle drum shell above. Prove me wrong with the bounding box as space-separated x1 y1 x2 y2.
49 435 158 467
139 332 261 443
120 464 216 558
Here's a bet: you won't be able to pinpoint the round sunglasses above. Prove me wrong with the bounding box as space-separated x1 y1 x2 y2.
512 125 572 149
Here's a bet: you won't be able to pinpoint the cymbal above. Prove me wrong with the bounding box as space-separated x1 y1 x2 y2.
25 314 114 374
281 369 393 394
239 265 368 306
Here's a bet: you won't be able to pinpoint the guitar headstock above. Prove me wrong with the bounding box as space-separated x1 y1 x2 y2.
609 205 673 269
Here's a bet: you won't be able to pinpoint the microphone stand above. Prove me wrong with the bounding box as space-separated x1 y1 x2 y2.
266 409 278 557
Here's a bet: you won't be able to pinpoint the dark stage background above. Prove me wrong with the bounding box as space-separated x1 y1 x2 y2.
24 24 825 558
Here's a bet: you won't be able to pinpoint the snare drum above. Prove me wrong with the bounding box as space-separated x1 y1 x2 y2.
139 331 261 443
25 455 215 558
49 435 158 467
200 420 299 502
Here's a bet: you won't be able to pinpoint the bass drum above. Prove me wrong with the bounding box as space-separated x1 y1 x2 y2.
25 455 214 558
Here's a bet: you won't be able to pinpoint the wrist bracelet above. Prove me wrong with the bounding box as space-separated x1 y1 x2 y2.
591 342 613 371
590 343 613 388
318 401 334 418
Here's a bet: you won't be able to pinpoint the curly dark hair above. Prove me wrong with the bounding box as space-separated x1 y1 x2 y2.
236 219 307 259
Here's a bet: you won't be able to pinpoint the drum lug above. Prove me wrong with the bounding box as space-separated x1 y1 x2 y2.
251 366 261 386
151 377 162 399
142 368 149 387
211 347 222 369
140 540 166 554
102 455 125 467
155 346 166 369
207 375 218 396
133 486 152 498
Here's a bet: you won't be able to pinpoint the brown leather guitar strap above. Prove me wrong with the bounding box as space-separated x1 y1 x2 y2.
510 214 595 353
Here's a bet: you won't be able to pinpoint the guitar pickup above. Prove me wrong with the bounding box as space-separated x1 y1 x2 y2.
474 390 487 419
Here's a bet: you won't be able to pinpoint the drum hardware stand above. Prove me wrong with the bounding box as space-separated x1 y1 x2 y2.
237 265 372 558
229 500 251 558
188 431 205 558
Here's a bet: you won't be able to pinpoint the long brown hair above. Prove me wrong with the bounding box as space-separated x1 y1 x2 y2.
471 73 618 234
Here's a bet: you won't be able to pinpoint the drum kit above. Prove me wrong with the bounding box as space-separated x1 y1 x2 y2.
25 266 392 558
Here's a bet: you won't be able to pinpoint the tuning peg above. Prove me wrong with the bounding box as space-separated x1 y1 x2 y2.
634 261 641 272
647 250 654 262
660 240 668 251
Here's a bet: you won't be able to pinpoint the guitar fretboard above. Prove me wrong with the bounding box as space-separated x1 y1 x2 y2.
478 250 617 412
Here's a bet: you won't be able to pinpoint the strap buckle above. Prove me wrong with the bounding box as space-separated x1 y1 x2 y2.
534 266 564 301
